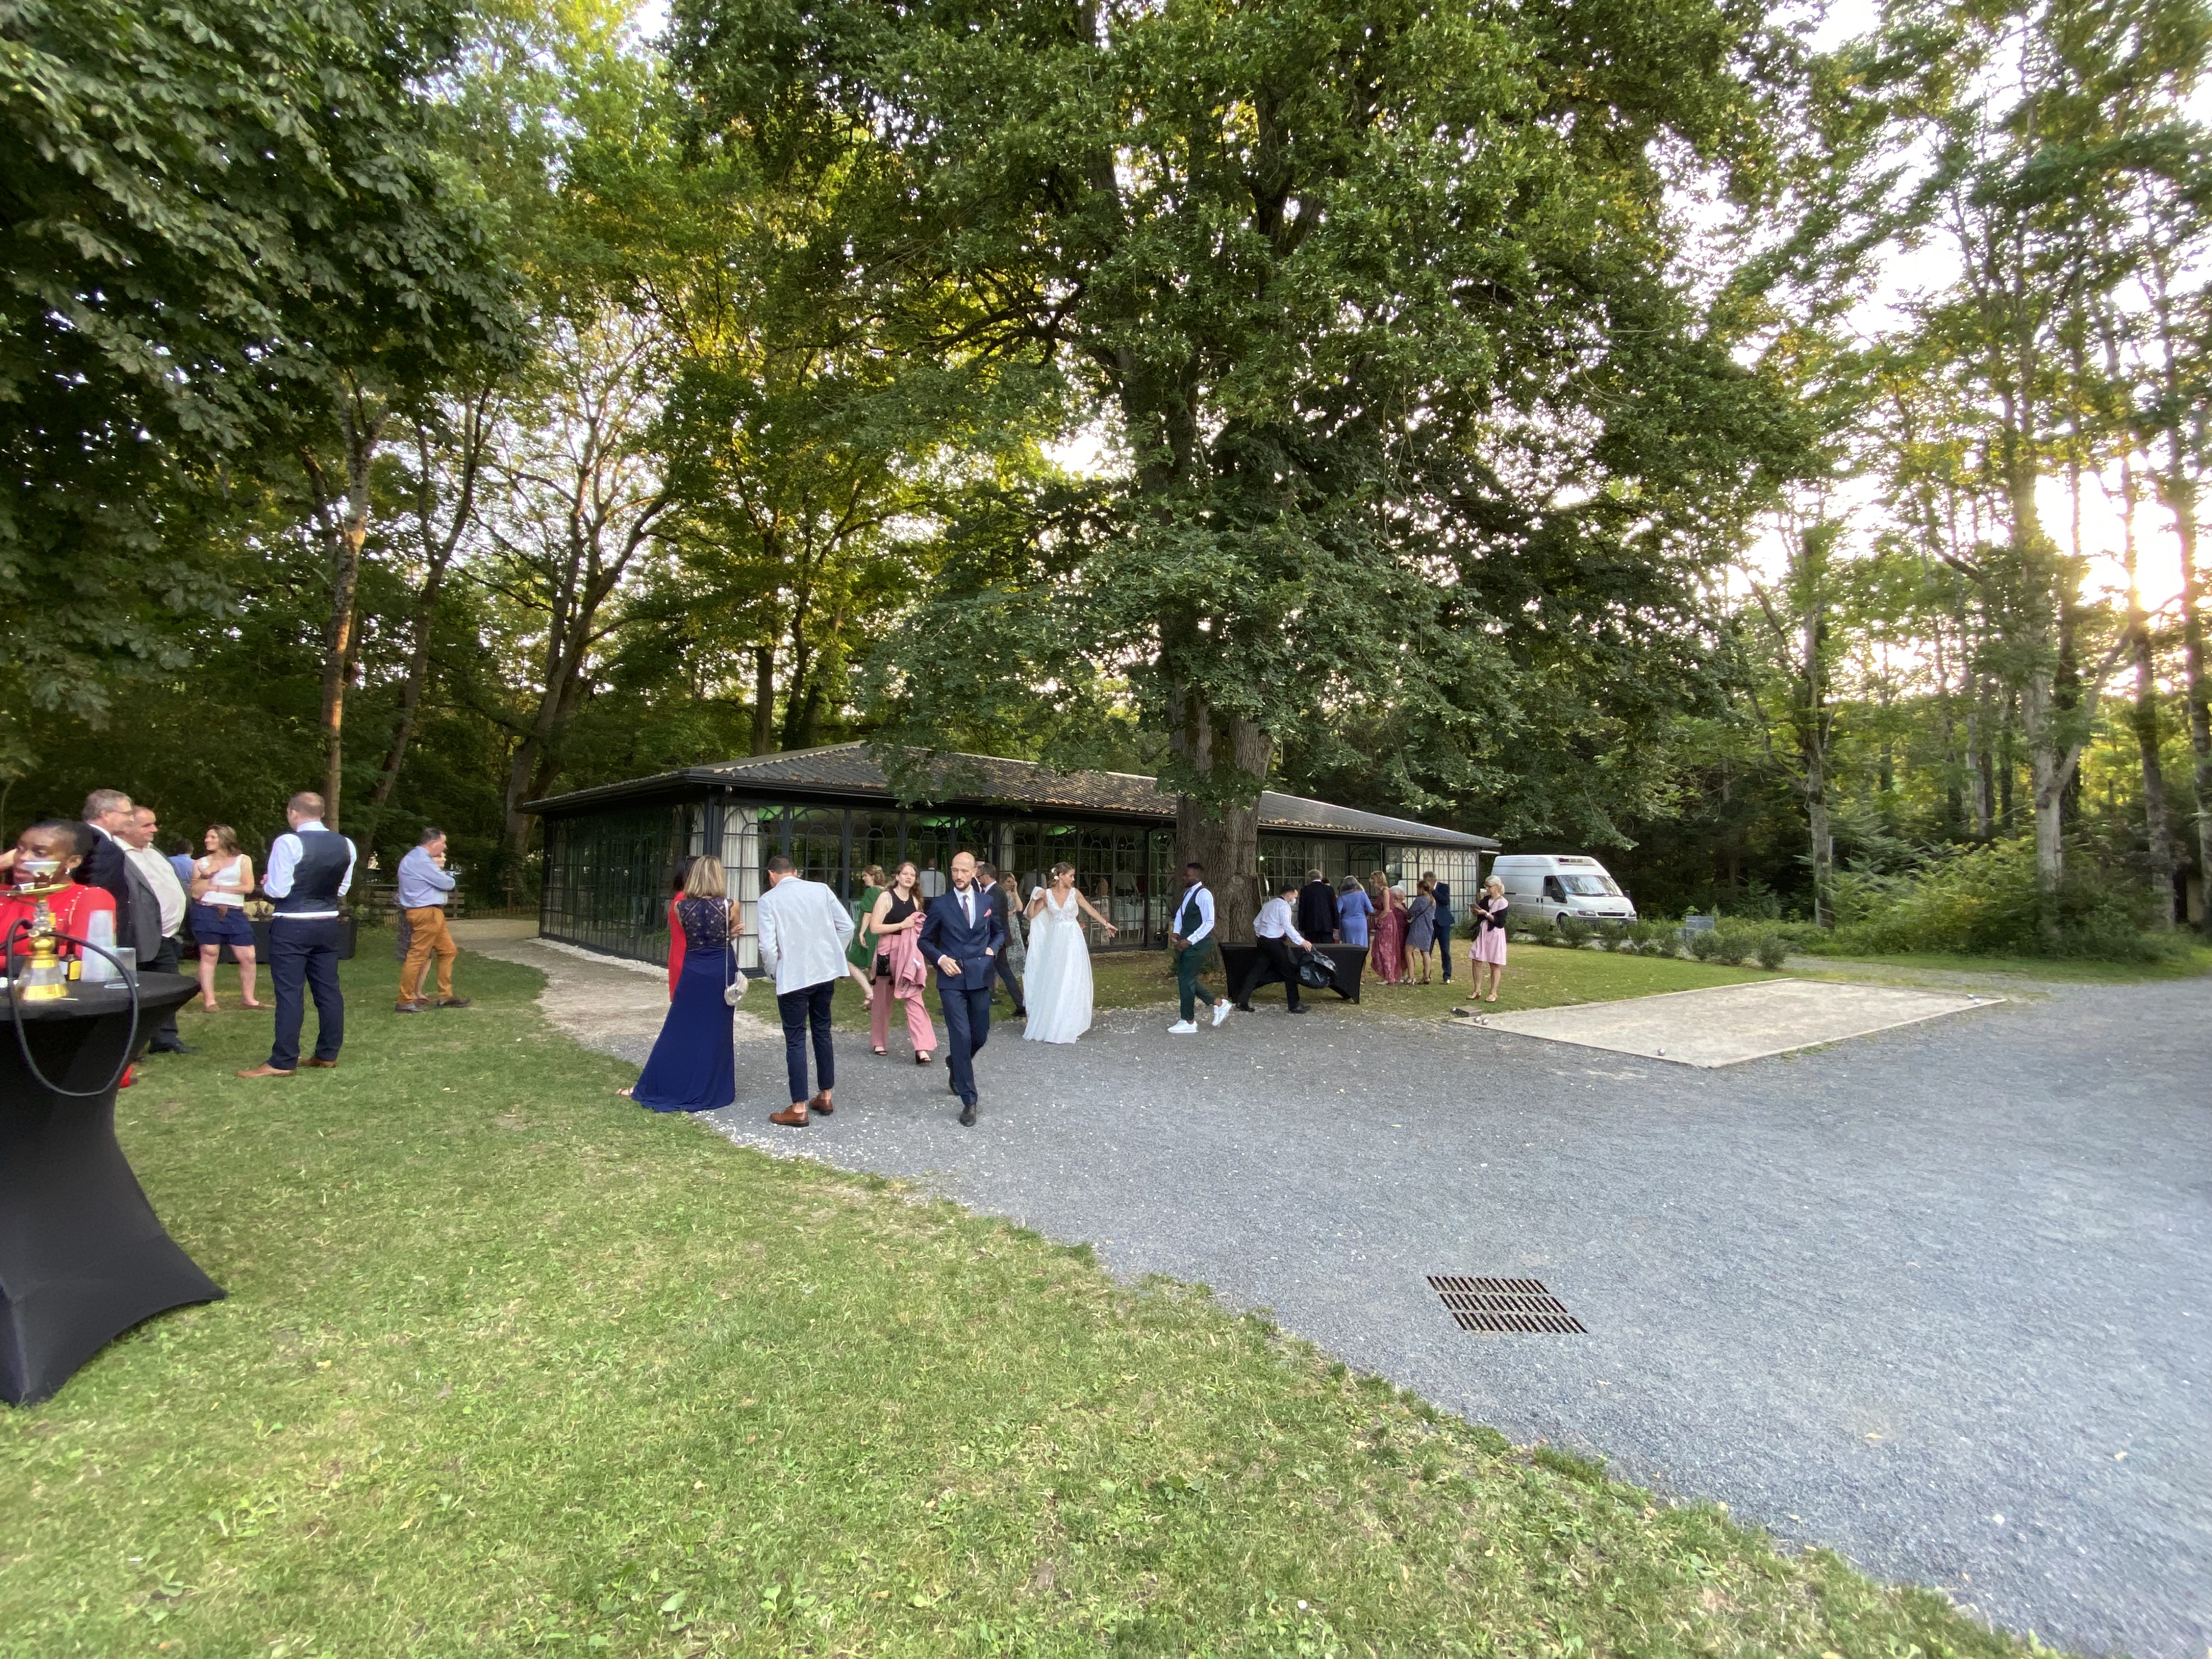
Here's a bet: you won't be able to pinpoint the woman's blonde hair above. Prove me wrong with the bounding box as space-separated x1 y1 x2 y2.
890 861 919 894
205 823 241 856
1486 877 1504 895
683 855 729 899
860 864 885 887
1049 861 1076 882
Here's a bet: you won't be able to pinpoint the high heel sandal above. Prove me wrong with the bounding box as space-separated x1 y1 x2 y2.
872 1046 888 1056
916 1052 933 1065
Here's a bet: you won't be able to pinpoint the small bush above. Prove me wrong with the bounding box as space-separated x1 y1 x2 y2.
1553 916 1595 949
1686 926 1725 962
1824 837 2183 963
1712 923 1757 967
1754 932 1790 970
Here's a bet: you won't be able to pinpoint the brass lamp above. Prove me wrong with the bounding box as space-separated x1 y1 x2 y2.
7 866 78 1002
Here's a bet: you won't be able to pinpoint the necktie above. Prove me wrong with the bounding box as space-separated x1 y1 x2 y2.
962 887 973 927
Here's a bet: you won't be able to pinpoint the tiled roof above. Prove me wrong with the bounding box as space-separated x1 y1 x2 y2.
525 742 1496 849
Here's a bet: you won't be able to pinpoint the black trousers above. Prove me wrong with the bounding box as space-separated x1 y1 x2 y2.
992 946 1023 1006
776 979 837 1105
149 934 184 1048
267 918 344 1070
1437 919 1454 980
1237 935 1303 1010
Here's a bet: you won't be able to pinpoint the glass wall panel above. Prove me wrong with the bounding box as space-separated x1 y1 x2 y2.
539 800 695 964
855 810 904 891
716 804 771 972
789 806 847 895
906 815 996 898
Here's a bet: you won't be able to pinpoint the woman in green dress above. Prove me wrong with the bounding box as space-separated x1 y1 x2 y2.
845 865 885 993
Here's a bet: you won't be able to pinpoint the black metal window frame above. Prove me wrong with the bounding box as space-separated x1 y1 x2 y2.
540 789 1482 966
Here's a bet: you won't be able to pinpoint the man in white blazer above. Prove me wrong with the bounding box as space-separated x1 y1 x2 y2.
757 853 855 1128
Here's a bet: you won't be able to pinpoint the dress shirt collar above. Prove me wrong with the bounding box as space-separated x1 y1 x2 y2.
291 819 328 835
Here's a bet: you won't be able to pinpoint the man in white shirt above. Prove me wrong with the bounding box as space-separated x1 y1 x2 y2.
238 792 357 1079
757 853 855 1127
1236 877 1314 1014
917 859 946 899
1166 861 1233 1034
120 805 193 1052
394 827 467 1012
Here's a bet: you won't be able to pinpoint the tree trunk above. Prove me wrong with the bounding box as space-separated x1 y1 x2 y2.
308 396 385 831
2119 466 2176 926
360 398 491 855
1167 684 1270 947
1804 747 1833 929
2175 492 2212 939
752 648 776 755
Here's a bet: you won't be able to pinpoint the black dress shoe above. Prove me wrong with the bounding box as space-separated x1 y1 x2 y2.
149 1041 194 1054
1288 1004 1310 1014
1013 1006 1028 1018
958 1102 977 1127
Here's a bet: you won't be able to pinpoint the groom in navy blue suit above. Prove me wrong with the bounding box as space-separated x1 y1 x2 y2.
918 849 1006 1126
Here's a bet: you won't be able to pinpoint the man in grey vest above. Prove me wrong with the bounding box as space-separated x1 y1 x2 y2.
238 791 356 1079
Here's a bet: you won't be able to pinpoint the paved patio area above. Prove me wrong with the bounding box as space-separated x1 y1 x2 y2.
1461 977 2000 1066
453 923 2212 1658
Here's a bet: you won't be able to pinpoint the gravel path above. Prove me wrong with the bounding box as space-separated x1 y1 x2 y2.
458 926 2211 1658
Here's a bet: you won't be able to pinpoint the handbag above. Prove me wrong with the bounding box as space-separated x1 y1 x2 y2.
722 901 747 1005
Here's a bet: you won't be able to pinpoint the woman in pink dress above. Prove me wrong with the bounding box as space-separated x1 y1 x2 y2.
1470 877 1510 1001
1368 871 1408 985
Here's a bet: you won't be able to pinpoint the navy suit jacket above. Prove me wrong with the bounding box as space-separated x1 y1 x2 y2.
918 884 1006 989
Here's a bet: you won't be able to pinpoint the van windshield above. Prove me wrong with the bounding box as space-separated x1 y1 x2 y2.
1561 874 1621 898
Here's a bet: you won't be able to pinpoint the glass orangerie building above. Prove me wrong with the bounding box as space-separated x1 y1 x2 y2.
526 743 1497 972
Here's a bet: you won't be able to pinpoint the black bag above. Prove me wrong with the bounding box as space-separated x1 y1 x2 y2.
1296 952 1336 990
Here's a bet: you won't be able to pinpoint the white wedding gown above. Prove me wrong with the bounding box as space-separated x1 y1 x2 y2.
1022 889 1094 1042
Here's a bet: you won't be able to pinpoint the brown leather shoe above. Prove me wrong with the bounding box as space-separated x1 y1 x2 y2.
769 1104 809 1128
301 1058 339 1069
235 1064 294 1079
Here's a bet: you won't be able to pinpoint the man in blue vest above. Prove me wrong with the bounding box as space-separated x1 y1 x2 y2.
238 791 356 1079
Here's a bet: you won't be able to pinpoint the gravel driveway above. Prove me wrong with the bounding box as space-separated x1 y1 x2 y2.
464 929 2211 1659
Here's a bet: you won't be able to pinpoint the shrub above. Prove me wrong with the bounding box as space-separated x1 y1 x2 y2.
1711 922 1757 966
1822 838 2182 963
1754 932 1790 970
1553 916 1595 949
1686 926 1726 962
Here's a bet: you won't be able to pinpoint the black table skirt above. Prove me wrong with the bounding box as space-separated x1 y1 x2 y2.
182 915 357 963
0 973 221 1405
1217 942 1368 1003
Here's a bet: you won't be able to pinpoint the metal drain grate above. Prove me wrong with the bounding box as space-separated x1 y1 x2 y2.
1429 1276 1587 1334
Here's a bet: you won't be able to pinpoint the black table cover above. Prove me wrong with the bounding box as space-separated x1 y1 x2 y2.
0 973 221 1405
1217 942 1369 1004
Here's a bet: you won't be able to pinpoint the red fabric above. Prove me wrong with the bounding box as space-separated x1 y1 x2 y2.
0 885 115 957
666 896 686 999
1371 894 1408 983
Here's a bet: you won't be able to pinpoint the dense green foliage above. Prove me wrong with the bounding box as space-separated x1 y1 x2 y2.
2 0 2207 954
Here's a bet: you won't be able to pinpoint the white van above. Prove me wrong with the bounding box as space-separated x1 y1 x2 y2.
1489 854 1637 929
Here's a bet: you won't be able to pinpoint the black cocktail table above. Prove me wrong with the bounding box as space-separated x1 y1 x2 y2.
0 973 221 1404
1217 942 1369 1004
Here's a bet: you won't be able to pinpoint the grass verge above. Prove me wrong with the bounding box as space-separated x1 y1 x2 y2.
0 953 2040 1656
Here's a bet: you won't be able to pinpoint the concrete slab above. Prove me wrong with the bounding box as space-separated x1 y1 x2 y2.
1454 977 1999 1066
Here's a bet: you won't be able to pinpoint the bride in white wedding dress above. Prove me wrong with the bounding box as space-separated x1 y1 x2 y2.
1022 861 1119 1042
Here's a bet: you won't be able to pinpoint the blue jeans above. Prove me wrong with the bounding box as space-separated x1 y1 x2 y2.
776 979 837 1105
268 917 343 1070
938 979 992 1104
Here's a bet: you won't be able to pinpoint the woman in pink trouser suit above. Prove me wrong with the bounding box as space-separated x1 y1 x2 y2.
868 862 936 1062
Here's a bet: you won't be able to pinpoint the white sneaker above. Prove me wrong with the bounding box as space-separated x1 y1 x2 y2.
1211 1001 1232 1028
1168 1020 1199 1034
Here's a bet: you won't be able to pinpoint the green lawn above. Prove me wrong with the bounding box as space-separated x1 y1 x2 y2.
1 954 2039 1657
1791 944 2212 985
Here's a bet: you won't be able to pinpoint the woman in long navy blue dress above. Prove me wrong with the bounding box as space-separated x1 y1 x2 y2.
621 857 738 1113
